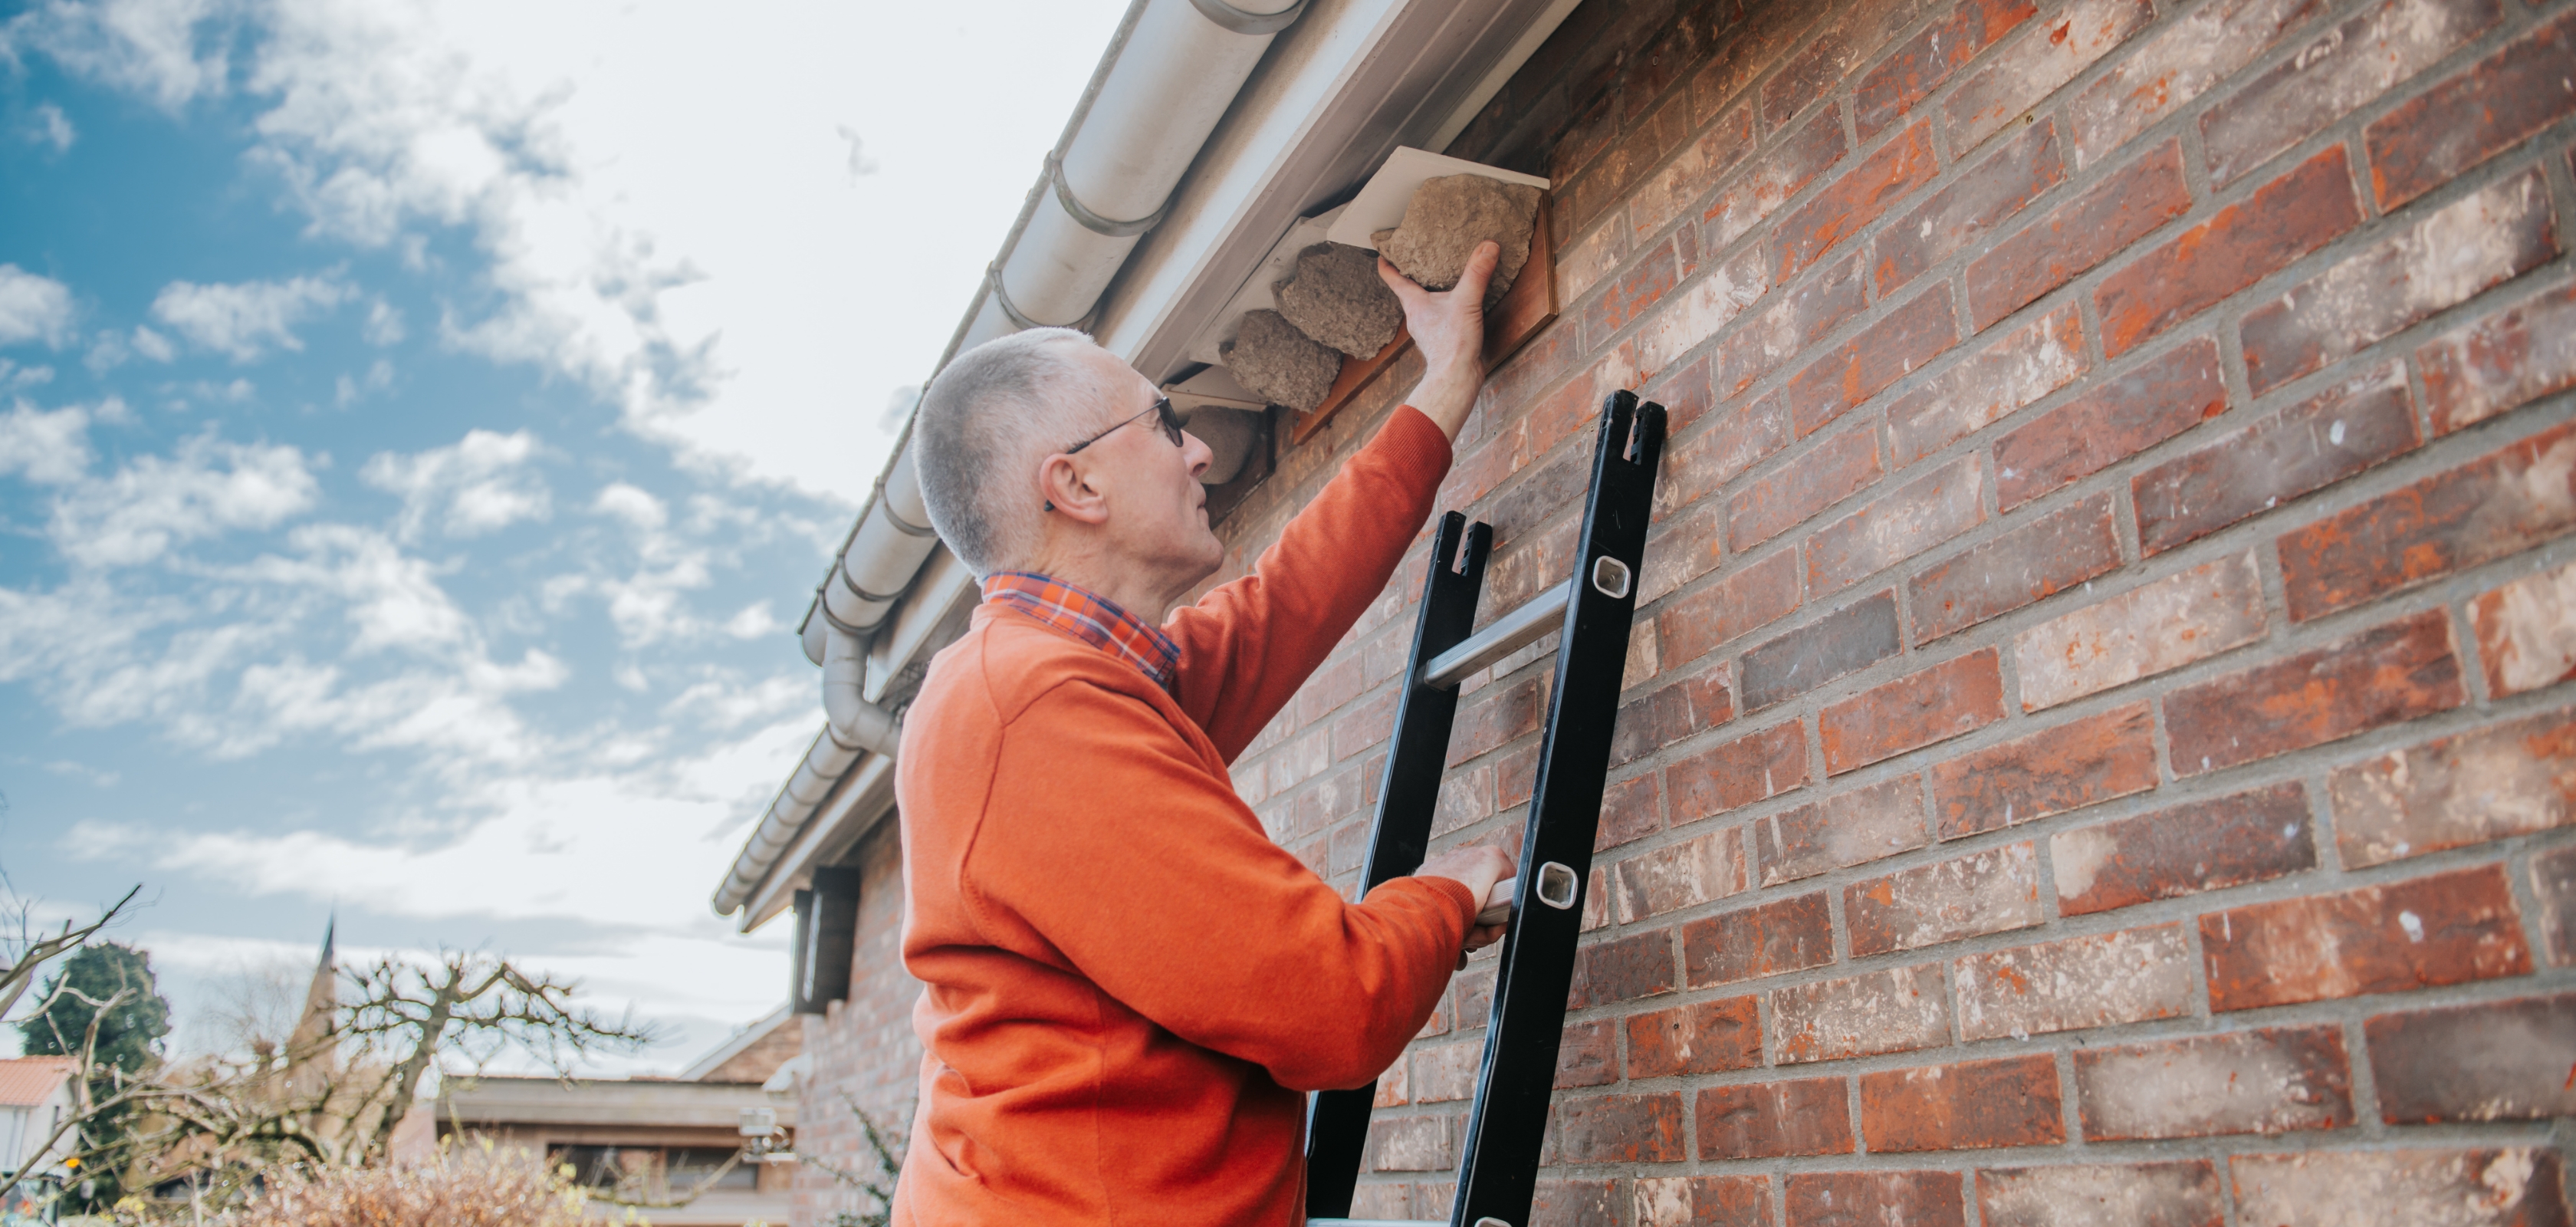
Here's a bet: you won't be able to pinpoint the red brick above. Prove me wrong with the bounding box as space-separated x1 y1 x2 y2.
1775 122 1940 282
1730 425 1883 551
1754 773 1928 883
1687 0 1822 123
2164 607 2465 777
1667 718 1810 823
2076 1026 2354 1139
1611 827 1750 922
1786 1171 1966 1227
1532 1179 1622 1227
1612 667 1735 766
2417 275 2576 436
1332 687 1398 762
1365 1114 1452 1171
1854 0 2039 141
2014 548 2269 712
1820 648 2006 775
2231 1147 2572 1227
1556 1091 1687 1162
2200 864 2533 1011
1651 387 1789 521
2052 781 2316 916
1888 304 2088 468
1684 890 1836 987
1410 1038 1483 1103
1713 256 1869 399
1955 923 2193 1040
1873 119 2065 297
2364 10 2576 209
1569 94 1695 232
1861 1053 2065 1152
1568 927 1678 1008
1697 1078 1855 1160
1848 840 2043 955
1598 771 1664 851
1556 1018 1618 1089
1761 0 1937 133
1638 243 1770 380
1994 334 2226 511
2242 167 2558 394
2202 0 2505 186
1630 104 1760 245
1773 962 1953 1064
1944 0 2154 153
1581 242 1682 352
1783 286 1960 438
1631 1174 1773 1227
1739 590 1904 712
2062 0 2327 169
2473 559 2576 697
1808 455 1986 594
1431 762 1494 837
2095 146 2362 358
1448 674 1546 765
2368 993 2576 1123
1703 106 1852 253
2134 361 2421 554
2328 706 2576 868
1659 547 1804 667
1625 995 1762 1078
1559 214 1636 304
1968 139 2193 333
2539 844 2576 966
2279 419 2576 621
1930 702 2158 840
1638 506 1728 627
1910 491 2121 645
1979 1162 2223 1227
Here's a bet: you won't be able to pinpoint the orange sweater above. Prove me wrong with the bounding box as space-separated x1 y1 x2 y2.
891 406 1477 1226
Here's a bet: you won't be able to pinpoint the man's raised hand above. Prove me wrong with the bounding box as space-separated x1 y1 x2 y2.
1378 239 1500 442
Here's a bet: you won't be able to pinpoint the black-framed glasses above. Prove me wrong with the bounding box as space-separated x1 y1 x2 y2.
1065 396 1184 455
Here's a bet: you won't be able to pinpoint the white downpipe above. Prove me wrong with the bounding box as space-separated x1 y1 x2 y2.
726 0 1303 919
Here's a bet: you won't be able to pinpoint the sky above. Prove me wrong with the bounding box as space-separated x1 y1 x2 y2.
0 0 1129 1074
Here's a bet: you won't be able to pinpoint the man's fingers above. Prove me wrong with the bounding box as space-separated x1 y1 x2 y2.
1377 255 1426 304
1451 240 1503 302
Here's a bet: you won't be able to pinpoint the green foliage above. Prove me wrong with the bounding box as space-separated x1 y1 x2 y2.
18 941 172 1076
813 1101 905 1227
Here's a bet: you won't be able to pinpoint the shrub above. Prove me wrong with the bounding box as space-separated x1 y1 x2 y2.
216 1139 632 1227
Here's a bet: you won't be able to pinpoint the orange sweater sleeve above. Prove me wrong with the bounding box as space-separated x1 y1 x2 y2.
1167 405 1453 762
961 674 1478 1092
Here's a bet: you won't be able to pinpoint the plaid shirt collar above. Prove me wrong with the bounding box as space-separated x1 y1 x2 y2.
981 571 1181 693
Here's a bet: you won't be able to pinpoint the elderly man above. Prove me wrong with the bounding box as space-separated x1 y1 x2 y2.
894 242 1515 1226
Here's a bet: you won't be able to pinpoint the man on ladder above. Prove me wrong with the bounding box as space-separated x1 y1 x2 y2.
893 241 1513 1226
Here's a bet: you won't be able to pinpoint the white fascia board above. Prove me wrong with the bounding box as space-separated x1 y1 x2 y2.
740 752 896 933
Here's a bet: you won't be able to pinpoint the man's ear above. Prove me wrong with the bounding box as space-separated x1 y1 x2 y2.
1036 453 1112 525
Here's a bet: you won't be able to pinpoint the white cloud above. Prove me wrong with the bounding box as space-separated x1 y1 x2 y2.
150 273 350 360
361 298 403 345
48 429 319 565
1 0 231 110
721 601 777 640
28 102 77 152
0 265 75 348
0 400 92 483
0 359 57 391
360 427 548 540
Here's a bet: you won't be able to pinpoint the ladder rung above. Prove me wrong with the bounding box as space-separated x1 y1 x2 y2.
1421 579 1570 690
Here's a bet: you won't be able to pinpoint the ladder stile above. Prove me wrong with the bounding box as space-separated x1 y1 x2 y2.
1450 390 1664 1227
1303 512 1492 1219
1299 392 1663 1227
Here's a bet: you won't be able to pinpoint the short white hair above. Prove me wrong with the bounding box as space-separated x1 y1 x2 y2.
912 327 1110 574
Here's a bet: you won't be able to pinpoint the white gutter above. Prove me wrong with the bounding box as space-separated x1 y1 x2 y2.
715 0 1307 920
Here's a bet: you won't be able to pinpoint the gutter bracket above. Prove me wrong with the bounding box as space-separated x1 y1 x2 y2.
986 262 1100 333
1047 153 1171 238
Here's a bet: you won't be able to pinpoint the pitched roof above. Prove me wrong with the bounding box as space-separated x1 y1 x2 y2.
0 1056 77 1107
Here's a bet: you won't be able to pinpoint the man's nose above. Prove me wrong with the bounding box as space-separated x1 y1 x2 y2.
1181 430 1213 480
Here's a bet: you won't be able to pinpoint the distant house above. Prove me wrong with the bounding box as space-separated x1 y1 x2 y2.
0 1055 77 1216
435 1008 803 1227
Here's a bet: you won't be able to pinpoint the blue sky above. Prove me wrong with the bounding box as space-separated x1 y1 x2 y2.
0 0 1126 1071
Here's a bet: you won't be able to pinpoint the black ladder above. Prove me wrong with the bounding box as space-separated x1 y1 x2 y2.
1305 390 1665 1227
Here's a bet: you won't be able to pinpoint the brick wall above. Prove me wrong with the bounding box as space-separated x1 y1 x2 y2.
791 821 922 1224
1212 0 2576 1220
